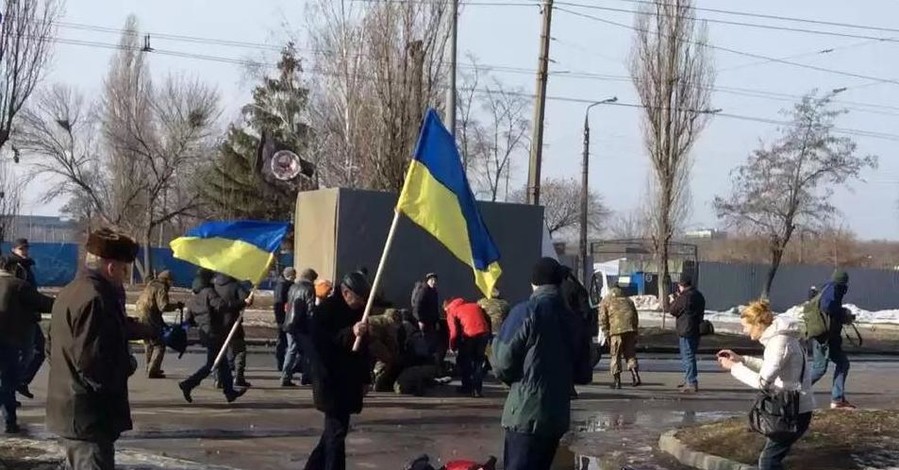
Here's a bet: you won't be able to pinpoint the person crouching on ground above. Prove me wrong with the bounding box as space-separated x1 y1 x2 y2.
304 272 372 470
135 270 182 379
444 298 492 398
717 301 814 470
492 257 593 470
46 228 152 470
179 268 252 404
598 285 641 389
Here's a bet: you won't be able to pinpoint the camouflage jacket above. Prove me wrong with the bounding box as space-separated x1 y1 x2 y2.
478 297 511 333
598 287 639 336
135 279 178 329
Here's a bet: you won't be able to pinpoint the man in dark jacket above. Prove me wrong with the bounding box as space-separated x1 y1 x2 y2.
811 270 854 410
492 258 592 470
214 274 252 387
282 268 318 387
412 273 440 363
179 269 250 403
46 228 148 470
0 256 54 433
669 273 705 393
8 238 45 400
274 267 297 371
304 272 372 470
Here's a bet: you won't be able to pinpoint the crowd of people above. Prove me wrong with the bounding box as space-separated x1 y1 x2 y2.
0 228 861 470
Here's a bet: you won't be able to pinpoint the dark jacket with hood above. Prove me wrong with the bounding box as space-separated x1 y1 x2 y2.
309 292 371 415
9 252 37 287
213 274 250 340
818 281 848 340
560 270 597 336
188 273 245 344
285 277 317 334
273 275 292 325
669 286 706 338
46 271 138 440
0 270 54 347
491 285 592 437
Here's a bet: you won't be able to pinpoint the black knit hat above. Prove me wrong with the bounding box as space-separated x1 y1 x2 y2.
531 257 564 286
341 271 371 298
678 272 694 287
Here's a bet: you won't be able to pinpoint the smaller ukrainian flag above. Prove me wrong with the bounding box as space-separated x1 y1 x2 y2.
170 221 291 284
397 109 502 297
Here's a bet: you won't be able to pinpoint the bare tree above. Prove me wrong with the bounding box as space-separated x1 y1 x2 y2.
512 177 610 239
0 0 63 153
629 0 715 310
714 91 877 298
607 208 649 240
0 160 23 242
306 0 451 191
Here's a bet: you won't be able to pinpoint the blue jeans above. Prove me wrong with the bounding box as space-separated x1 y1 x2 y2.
0 343 21 427
503 430 561 470
183 339 235 395
678 336 700 386
758 412 812 470
281 332 305 383
19 325 45 387
811 336 850 402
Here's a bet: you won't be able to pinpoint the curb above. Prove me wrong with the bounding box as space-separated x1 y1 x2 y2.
658 429 756 470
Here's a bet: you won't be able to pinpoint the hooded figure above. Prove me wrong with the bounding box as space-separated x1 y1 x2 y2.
810 269 854 410
304 271 372 470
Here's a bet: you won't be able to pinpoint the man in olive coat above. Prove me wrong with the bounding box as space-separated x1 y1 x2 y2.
46 228 148 470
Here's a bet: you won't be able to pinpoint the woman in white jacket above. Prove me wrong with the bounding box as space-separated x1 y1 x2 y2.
717 301 815 470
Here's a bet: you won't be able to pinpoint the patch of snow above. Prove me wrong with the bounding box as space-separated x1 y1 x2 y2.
706 303 899 326
630 295 661 311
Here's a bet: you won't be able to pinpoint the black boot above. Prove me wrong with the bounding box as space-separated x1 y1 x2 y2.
178 381 193 403
611 373 622 390
631 369 642 387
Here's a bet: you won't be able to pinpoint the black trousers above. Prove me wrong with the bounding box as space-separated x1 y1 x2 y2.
503 430 561 470
457 334 490 393
304 412 350 470
62 436 116 470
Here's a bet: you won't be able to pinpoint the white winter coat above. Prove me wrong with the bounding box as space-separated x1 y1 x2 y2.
730 316 816 413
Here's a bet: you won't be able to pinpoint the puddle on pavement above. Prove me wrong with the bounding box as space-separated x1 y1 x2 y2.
568 410 736 470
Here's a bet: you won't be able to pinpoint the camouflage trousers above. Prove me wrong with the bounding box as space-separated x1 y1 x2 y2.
609 332 638 375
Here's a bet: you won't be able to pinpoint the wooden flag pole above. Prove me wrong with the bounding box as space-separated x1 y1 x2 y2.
352 209 402 352
212 288 256 371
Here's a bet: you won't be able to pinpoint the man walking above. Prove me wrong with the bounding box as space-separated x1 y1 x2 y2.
282 268 318 387
274 267 297 371
135 270 182 378
304 272 371 470
810 270 854 410
0 256 54 433
8 238 45 400
46 228 145 469
179 268 250 404
669 273 705 393
492 258 593 470
599 285 641 389
444 298 491 398
214 273 252 387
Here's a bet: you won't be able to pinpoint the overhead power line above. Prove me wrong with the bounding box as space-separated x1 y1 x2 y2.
555 7 899 88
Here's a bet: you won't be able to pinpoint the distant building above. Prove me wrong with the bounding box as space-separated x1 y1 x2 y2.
684 228 727 240
3 215 79 243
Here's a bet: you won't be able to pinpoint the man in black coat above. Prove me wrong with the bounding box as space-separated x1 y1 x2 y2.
304 272 371 470
273 267 297 371
669 273 706 393
411 273 440 366
8 238 45 400
214 274 252 387
281 268 318 387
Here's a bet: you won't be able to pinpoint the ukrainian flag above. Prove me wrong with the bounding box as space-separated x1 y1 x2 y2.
170 221 291 284
397 109 502 297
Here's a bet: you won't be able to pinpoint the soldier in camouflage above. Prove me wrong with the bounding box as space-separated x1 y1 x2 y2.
135 270 182 378
477 288 511 333
598 285 641 389
368 309 405 392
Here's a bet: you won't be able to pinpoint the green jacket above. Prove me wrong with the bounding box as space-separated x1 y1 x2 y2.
598 287 639 336
491 286 592 437
478 297 511 333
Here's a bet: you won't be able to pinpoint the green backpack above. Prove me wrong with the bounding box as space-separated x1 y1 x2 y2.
801 292 830 339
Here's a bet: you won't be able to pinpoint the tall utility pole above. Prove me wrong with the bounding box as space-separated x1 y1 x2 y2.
526 0 553 205
580 97 617 283
446 0 459 137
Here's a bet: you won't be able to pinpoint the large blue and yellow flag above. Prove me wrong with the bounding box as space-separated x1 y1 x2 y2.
170 221 291 284
397 109 502 297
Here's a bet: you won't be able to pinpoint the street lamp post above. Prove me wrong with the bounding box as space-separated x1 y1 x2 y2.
580 96 617 284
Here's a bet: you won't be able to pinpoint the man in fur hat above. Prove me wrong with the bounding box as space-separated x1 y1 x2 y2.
46 228 151 470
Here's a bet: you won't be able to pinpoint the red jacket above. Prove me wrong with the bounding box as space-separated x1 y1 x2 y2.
445 298 491 347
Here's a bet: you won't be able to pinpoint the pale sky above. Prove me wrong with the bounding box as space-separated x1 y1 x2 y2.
17 0 899 240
